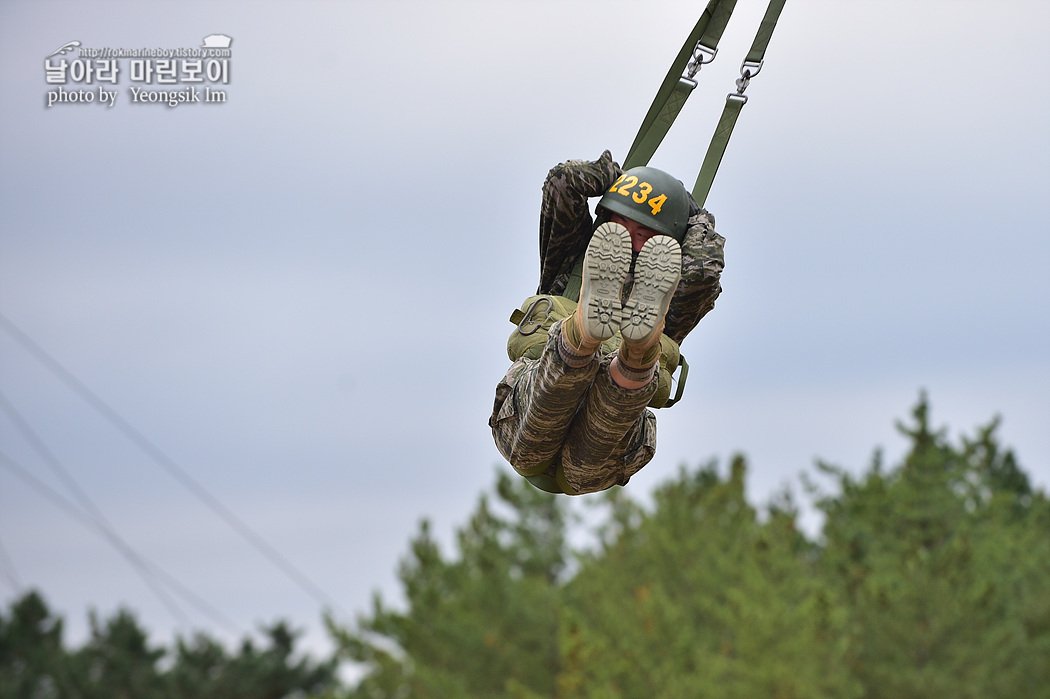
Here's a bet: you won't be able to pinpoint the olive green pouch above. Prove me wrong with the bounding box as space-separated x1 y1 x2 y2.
506 295 687 409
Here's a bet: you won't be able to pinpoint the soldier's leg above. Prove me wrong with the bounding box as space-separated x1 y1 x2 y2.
490 319 597 472
615 234 682 388
490 223 632 474
559 356 659 493
560 234 682 493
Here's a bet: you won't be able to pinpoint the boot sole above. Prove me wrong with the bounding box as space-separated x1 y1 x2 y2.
622 235 682 343
581 222 631 341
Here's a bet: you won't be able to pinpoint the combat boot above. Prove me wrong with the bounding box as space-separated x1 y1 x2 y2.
560 222 631 364
618 235 682 376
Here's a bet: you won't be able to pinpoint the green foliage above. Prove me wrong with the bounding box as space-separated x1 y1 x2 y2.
0 590 76 698
165 622 337 699
814 395 1050 699
5 396 1047 698
559 457 859 698
336 396 1049 698
0 593 338 699
69 607 168 698
329 471 570 697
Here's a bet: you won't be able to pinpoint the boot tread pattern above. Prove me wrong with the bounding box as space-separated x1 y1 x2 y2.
581 223 631 341
622 235 682 343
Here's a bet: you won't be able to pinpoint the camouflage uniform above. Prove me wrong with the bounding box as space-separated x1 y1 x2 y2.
489 151 725 494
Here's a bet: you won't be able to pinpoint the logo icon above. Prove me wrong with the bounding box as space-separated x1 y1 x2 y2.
48 41 81 57
201 34 232 49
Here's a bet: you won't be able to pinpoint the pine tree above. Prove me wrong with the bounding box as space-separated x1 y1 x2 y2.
0 590 76 698
815 395 1050 698
559 457 859 698
68 607 168 699
331 471 570 697
0 592 339 699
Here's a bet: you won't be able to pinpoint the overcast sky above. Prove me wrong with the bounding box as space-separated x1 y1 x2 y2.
2 0 1048 662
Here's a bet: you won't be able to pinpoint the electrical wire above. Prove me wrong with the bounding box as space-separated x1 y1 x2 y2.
0 449 186 620
0 389 239 633
0 312 348 619
0 535 23 594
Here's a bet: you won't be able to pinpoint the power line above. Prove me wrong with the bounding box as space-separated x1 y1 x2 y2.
0 312 347 619
0 451 241 634
0 535 23 594
0 390 185 626
0 389 239 633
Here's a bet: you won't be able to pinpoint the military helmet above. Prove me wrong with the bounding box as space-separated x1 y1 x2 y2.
597 166 691 242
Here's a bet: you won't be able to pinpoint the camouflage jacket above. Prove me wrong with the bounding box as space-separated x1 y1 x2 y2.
537 150 725 346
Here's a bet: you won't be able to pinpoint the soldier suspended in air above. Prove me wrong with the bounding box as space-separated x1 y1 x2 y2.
489 152 725 494
489 0 783 494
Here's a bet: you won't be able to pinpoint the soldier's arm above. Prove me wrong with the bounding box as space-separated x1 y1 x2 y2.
663 207 726 345
537 150 623 294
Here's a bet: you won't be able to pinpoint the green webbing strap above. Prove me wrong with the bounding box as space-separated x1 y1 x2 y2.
623 0 738 171
662 354 690 408
563 254 585 303
743 0 787 65
691 0 787 207
691 97 746 207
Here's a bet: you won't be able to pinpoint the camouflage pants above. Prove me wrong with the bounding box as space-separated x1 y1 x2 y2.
489 320 658 494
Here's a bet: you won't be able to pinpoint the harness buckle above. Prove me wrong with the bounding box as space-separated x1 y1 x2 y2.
734 59 764 96
684 43 718 79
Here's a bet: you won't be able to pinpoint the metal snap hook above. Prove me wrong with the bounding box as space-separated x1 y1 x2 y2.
516 296 554 336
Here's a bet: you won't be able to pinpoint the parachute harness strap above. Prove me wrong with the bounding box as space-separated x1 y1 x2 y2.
691 0 786 207
623 0 739 171
621 0 785 205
